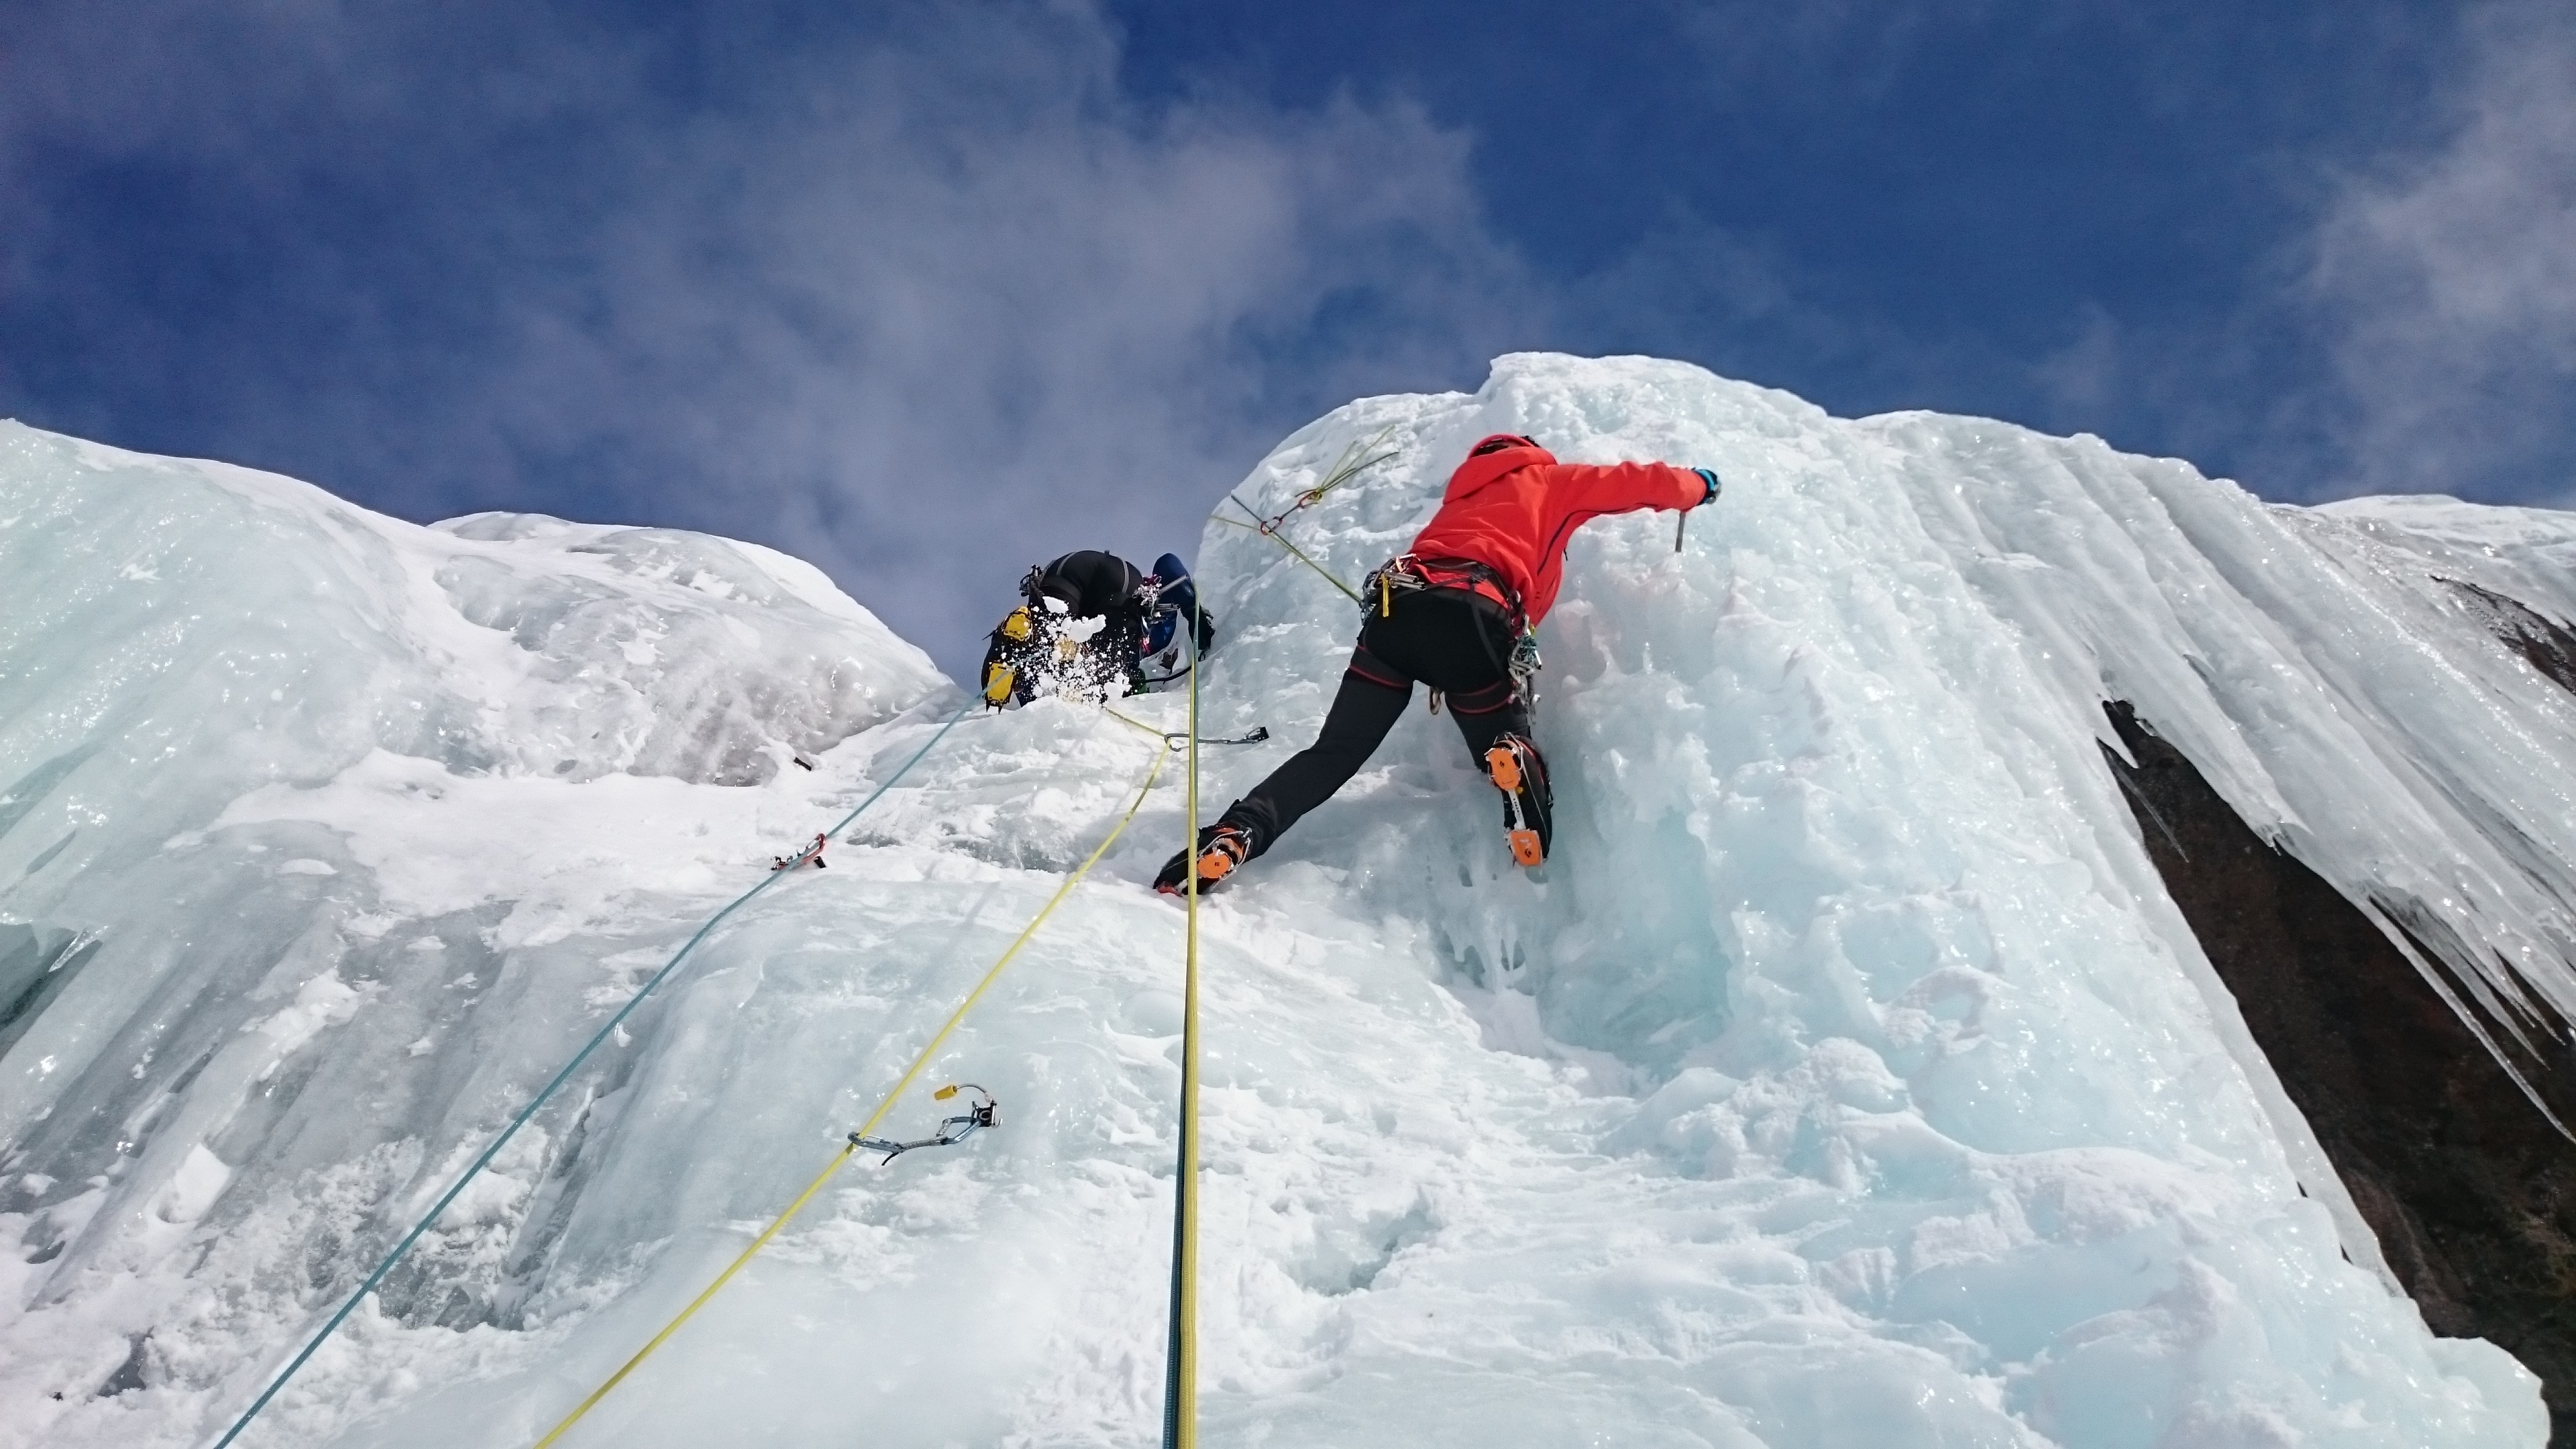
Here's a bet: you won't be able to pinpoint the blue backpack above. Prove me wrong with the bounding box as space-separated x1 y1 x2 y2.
1142 552 1217 660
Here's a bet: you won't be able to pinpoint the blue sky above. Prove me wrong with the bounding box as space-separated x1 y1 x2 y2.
4 2 2571 676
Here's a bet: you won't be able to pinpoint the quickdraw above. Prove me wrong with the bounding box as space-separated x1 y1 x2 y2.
1211 427 1399 609
849 1083 998 1165
1250 425 1398 536
1218 498 1362 604
771 833 828 871
1508 631 1544 704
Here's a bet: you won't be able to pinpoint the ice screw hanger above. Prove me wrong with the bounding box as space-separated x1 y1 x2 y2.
1102 709 1270 752
771 833 828 871
1161 724 1268 749
849 1083 1000 1164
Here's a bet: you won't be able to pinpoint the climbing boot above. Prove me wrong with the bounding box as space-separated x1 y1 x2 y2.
1156 822 1254 896
1481 733 1553 869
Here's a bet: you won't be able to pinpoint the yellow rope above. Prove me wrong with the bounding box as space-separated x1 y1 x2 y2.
1161 623 1205 1448
1214 502 1363 604
1246 423 1399 529
1102 705 1169 742
531 740 1173 1448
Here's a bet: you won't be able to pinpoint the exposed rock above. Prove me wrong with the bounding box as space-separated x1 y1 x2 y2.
2441 578 2576 697
2102 698 2576 1442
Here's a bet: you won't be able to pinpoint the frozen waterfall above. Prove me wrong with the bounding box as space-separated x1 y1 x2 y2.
3 353 2566 1446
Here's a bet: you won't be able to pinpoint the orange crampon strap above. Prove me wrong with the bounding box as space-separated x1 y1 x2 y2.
1195 833 1248 883
1485 744 1546 867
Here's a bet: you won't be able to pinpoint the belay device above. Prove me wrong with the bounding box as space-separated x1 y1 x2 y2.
849 1083 999 1165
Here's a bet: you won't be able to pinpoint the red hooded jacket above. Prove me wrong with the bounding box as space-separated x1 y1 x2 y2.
1405 437 1705 627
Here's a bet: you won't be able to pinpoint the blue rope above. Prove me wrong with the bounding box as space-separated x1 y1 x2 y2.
209 696 975 1448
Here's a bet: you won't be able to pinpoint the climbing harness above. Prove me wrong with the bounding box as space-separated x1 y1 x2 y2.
849 1083 998 1164
1362 554 1524 633
1360 554 1546 705
530 732 1173 1449
208 696 978 1449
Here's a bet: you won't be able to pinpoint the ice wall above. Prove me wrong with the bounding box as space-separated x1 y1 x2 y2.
2 356 2565 1449
0 422 945 1435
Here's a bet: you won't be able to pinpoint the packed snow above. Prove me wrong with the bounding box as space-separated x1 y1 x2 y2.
3 352 2567 1446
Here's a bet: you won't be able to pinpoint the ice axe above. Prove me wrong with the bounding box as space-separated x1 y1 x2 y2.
1678 466 1722 552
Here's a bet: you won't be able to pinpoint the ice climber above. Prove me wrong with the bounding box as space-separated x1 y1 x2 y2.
1157 434 1719 894
981 549 1218 708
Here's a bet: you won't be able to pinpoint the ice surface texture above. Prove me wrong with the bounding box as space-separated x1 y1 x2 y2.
1 352 2561 1447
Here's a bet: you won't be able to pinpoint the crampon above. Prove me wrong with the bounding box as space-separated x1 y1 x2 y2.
1157 823 1252 895
1483 736 1550 869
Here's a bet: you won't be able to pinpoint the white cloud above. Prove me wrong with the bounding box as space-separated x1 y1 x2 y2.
2 2 1537 677
2307 1 2576 500
455 9 1541 674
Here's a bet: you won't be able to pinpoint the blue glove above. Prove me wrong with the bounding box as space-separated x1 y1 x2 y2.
1691 467 1721 505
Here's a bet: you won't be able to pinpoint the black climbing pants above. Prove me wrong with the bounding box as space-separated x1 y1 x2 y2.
1222 586 1534 853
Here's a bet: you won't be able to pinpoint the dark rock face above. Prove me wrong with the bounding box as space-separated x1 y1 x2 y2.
2442 580 2576 697
2100 700 2576 1442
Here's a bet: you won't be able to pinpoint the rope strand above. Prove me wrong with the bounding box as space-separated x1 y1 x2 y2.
1217 498 1362 604
1161 608 1207 1449
531 735 1173 1448
207 696 974 1449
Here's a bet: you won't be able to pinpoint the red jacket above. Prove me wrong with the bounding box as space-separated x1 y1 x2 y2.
1406 437 1705 626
